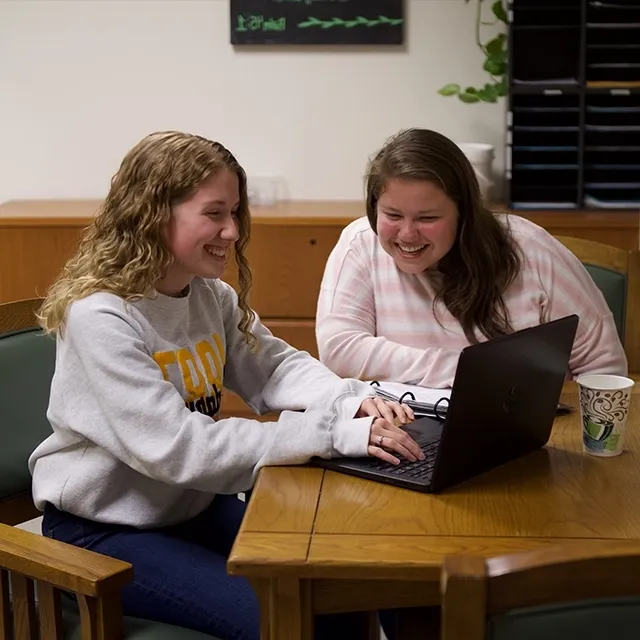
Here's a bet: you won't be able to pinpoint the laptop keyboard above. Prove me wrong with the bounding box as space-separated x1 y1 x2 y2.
367 438 440 481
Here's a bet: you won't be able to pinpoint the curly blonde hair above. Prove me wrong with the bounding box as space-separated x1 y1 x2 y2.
38 131 256 347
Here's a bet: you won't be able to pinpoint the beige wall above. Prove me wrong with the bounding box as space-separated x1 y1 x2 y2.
0 0 505 204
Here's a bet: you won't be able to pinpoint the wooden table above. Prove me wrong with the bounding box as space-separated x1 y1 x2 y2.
228 380 640 639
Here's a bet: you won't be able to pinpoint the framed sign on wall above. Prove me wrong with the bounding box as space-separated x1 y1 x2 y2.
230 0 404 46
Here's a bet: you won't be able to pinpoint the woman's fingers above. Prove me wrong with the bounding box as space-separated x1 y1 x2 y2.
358 397 416 426
369 418 424 463
383 420 425 460
373 397 396 424
402 403 415 422
368 444 401 466
393 401 415 424
371 397 415 425
381 428 423 462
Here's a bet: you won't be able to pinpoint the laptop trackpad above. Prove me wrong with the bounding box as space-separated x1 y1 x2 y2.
405 415 444 445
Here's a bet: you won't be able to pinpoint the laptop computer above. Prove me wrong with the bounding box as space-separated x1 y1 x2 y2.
313 314 579 493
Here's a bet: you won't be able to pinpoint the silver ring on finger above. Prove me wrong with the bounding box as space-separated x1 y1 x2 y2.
378 434 384 448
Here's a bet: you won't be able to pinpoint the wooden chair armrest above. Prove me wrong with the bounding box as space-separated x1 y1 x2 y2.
0 523 132 596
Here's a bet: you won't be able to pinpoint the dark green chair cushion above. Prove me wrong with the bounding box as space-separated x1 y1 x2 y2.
489 596 640 640
0 328 56 500
583 264 627 341
62 599 216 639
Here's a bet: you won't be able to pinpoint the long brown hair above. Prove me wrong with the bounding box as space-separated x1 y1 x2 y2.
38 131 256 347
365 128 521 343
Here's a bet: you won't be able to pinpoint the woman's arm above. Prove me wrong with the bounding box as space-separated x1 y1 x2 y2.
60 298 372 496
216 281 380 420
535 235 628 377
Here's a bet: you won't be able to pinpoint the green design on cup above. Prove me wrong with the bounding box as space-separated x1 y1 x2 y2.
605 434 620 452
583 415 615 452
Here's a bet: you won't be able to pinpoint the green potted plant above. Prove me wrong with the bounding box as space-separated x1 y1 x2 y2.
438 0 508 200
438 0 508 104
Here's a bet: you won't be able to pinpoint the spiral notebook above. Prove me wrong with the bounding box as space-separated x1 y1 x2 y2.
371 380 573 416
370 381 451 419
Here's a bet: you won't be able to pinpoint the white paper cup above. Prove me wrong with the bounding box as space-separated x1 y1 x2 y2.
576 374 634 457
457 142 495 200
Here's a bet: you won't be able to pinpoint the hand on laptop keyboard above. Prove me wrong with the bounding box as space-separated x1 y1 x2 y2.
356 396 415 425
368 417 425 466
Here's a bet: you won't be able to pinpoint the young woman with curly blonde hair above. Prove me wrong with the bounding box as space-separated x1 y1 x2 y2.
30 131 419 640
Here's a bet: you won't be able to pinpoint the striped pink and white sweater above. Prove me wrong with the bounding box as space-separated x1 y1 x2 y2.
316 214 627 388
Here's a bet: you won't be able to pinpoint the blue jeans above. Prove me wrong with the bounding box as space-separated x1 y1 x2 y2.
43 495 382 640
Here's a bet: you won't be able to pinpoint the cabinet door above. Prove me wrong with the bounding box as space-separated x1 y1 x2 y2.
0 226 84 304
263 319 318 357
224 224 345 318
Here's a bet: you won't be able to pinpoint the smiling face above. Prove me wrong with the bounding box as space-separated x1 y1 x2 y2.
156 169 240 296
375 178 459 274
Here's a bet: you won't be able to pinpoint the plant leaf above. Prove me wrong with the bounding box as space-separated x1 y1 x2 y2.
478 84 499 102
438 1 508 103
492 0 508 23
485 34 505 58
484 57 507 76
496 76 508 96
437 83 461 96
459 91 481 104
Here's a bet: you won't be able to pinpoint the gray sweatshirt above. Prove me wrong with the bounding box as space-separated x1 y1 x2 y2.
29 278 375 528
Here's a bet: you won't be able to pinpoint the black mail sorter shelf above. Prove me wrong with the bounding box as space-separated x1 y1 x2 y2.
507 0 640 210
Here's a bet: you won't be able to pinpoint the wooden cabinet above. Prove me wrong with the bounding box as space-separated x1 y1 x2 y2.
1 199 638 418
225 224 343 319
0 223 87 306
222 222 343 417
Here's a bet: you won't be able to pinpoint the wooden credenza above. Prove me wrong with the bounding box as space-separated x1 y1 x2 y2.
1 199 638 417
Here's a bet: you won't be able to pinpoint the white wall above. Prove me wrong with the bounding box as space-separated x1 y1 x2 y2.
0 0 506 204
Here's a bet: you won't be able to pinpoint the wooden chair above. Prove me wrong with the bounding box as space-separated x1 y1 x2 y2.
555 235 640 372
0 298 213 639
440 542 640 640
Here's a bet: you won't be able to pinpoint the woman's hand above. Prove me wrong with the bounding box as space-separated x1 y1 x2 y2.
356 396 415 426
368 417 424 466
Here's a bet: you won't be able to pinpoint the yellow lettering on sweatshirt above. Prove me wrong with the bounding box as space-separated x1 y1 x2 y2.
195 340 222 388
152 334 226 405
176 348 207 402
153 351 177 382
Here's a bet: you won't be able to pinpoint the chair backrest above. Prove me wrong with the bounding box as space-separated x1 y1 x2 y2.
554 235 640 372
440 542 640 640
0 298 55 525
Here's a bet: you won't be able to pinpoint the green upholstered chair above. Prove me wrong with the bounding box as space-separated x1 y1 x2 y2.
440 542 640 640
554 236 640 372
0 298 215 640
